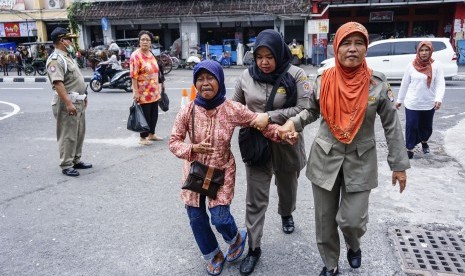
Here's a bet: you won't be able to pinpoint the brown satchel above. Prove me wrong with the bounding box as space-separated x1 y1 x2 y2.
182 105 225 199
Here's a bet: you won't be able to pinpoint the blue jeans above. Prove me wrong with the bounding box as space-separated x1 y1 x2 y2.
186 195 239 260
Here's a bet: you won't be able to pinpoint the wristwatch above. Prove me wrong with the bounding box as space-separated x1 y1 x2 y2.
267 113 272 123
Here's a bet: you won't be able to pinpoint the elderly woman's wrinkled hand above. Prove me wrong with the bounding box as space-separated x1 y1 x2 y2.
192 136 214 155
392 171 407 193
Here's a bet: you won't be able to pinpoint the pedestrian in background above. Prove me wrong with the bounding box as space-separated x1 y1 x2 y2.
98 50 121 82
130 30 163 145
395 40 445 159
108 40 121 56
46 27 92 177
232 29 310 275
279 22 410 275
169 60 284 276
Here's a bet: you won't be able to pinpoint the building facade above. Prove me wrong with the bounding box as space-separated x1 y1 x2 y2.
2 0 465 63
0 0 71 44
71 0 465 62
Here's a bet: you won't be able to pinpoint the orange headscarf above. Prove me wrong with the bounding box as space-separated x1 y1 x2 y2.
413 41 434 88
320 22 372 144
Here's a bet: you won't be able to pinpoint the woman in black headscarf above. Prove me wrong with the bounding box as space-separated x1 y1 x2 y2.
232 29 311 275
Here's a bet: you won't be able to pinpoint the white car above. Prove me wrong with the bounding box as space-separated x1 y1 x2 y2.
317 37 458 80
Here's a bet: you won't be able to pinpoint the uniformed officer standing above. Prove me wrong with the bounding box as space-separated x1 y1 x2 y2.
47 27 92 177
279 22 410 276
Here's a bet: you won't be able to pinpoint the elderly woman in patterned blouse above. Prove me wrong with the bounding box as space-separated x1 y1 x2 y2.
169 60 285 276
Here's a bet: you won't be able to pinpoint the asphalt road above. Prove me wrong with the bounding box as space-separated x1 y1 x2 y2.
1 68 465 276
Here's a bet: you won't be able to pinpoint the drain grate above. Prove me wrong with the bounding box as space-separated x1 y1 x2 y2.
389 227 465 275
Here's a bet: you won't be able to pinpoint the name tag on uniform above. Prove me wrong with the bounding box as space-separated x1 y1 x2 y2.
277 87 286 94
368 96 376 102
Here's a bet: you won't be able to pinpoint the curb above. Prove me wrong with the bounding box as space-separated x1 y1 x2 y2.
1 75 465 83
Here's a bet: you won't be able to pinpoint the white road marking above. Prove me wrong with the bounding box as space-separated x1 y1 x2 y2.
0 88 44 90
35 136 146 148
0 101 21 120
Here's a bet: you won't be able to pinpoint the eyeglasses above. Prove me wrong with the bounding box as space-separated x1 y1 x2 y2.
140 38 151 42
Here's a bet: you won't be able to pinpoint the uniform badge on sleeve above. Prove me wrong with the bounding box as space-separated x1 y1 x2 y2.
386 83 394 102
48 65 56 73
303 80 312 97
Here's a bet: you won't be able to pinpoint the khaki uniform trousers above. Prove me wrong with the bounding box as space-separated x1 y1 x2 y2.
312 169 371 270
245 159 299 250
52 99 86 169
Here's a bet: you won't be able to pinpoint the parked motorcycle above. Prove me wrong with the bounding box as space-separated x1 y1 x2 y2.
185 51 202 70
89 64 132 92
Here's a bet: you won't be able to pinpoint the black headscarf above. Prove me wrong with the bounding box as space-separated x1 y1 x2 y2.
248 29 297 108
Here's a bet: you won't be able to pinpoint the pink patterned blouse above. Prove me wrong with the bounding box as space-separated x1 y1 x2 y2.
169 100 281 208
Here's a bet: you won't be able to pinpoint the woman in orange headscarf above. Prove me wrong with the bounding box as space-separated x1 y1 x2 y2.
279 22 410 275
395 41 445 159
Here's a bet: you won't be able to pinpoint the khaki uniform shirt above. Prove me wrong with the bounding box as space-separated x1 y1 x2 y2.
46 49 86 105
233 65 311 172
291 71 410 192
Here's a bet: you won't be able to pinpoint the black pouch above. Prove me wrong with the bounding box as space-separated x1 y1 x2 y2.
182 161 225 199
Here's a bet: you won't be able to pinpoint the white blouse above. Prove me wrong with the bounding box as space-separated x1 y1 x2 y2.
396 60 445 110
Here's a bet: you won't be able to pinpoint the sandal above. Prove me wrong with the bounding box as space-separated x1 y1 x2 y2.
138 139 152 146
147 134 164 141
226 229 247 262
206 252 226 276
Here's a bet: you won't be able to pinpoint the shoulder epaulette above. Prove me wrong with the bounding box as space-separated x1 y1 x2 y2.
371 70 386 82
46 52 67 74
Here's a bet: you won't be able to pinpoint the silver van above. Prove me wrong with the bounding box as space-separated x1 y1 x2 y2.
318 37 458 80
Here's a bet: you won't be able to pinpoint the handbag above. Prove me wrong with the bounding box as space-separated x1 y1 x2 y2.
127 101 150 132
151 51 169 112
159 89 169 112
238 65 291 166
182 105 225 199
238 127 271 166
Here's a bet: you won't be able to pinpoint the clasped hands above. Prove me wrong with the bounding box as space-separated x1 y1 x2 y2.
250 113 299 145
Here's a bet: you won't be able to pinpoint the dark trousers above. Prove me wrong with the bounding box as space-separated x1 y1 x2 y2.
405 107 435 150
139 101 159 138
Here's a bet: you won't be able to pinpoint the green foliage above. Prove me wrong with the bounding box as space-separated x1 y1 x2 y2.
67 1 91 35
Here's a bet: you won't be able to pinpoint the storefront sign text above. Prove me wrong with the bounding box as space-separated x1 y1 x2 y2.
370 11 394 22
4 22 20 37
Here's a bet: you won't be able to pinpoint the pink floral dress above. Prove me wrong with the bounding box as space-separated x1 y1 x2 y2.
169 100 281 208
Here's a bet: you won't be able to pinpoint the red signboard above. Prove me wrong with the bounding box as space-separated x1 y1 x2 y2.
4 23 20 37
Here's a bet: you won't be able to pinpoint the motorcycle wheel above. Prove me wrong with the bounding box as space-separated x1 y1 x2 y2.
24 65 35 76
123 78 132 92
90 79 103 92
160 54 172 75
37 65 47 76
